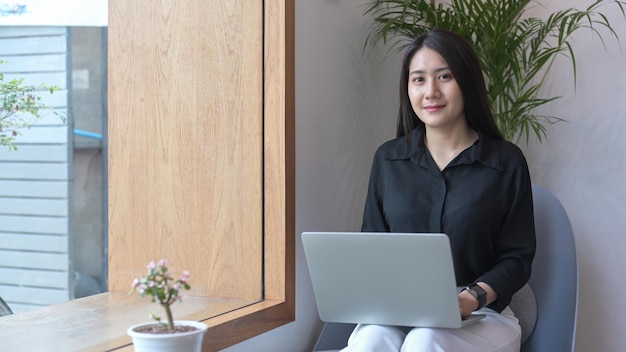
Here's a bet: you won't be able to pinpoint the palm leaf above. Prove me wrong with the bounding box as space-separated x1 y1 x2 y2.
363 0 626 143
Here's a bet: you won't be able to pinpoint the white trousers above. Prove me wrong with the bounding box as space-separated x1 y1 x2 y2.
340 306 521 352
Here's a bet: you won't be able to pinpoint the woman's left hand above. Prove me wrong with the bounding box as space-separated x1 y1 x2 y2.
458 289 480 317
458 282 497 317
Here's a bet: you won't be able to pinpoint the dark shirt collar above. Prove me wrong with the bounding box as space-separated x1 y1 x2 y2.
385 127 504 171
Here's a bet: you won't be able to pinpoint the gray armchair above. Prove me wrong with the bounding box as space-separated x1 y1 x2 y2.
313 184 578 352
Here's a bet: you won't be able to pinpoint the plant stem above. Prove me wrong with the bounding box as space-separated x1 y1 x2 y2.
162 303 175 331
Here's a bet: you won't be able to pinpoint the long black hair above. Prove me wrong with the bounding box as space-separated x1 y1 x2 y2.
397 29 503 144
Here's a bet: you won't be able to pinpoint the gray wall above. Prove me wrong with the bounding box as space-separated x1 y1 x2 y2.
520 1 626 351
225 1 400 350
226 0 626 350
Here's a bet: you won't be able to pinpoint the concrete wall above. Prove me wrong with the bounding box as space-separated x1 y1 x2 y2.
70 27 107 298
224 0 626 351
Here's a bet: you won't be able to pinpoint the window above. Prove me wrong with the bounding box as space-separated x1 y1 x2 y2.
106 0 295 348
0 2 292 349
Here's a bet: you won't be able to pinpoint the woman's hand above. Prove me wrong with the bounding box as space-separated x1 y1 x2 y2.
458 289 480 317
458 282 497 317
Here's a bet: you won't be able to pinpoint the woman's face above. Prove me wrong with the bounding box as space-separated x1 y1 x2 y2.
407 47 465 131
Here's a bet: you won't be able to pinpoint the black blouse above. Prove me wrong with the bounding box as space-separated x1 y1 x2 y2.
362 128 536 312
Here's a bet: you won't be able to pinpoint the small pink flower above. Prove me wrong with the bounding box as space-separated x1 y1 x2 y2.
130 260 192 329
180 271 190 283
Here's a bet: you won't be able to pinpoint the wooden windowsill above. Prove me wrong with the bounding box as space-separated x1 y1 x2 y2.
0 292 290 351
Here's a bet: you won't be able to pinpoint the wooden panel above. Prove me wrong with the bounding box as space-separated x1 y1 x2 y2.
0 233 68 252
0 249 68 271
0 162 68 180
0 54 66 72
199 1 296 349
10 111 69 129
0 285 69 305
0 180 67 198
38 89 70 106
10 125 69 144
263 0 296 303
108 0 264 300
0 215 68 234
32 108 69 126
0 26 66 38
0 198 68 216
0 34 66 55
0 71 67 89
0 267 69 289
0 145 68 162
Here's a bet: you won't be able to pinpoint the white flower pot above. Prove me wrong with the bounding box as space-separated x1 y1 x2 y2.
127 320 209 352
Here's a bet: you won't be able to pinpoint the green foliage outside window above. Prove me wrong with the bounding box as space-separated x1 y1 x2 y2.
0 60 62 150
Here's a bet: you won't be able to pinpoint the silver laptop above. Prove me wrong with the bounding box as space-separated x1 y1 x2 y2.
301 232 485 328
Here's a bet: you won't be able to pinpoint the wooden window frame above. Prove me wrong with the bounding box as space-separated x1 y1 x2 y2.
199 1 296 349
124 0 296 349
143 0 296 349
0 1 294 351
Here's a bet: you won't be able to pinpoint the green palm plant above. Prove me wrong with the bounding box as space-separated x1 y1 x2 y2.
363 0 625 143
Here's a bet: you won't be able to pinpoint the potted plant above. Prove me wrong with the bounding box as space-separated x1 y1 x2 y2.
363 0 625 143
128 259 208 352
0 60 62 150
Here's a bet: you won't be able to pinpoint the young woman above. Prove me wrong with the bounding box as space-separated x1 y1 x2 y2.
343 29 536 352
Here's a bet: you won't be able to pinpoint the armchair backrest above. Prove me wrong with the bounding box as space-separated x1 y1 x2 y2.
522 184 578 352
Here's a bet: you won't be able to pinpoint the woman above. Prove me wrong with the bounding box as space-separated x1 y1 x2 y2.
343 29 536 351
